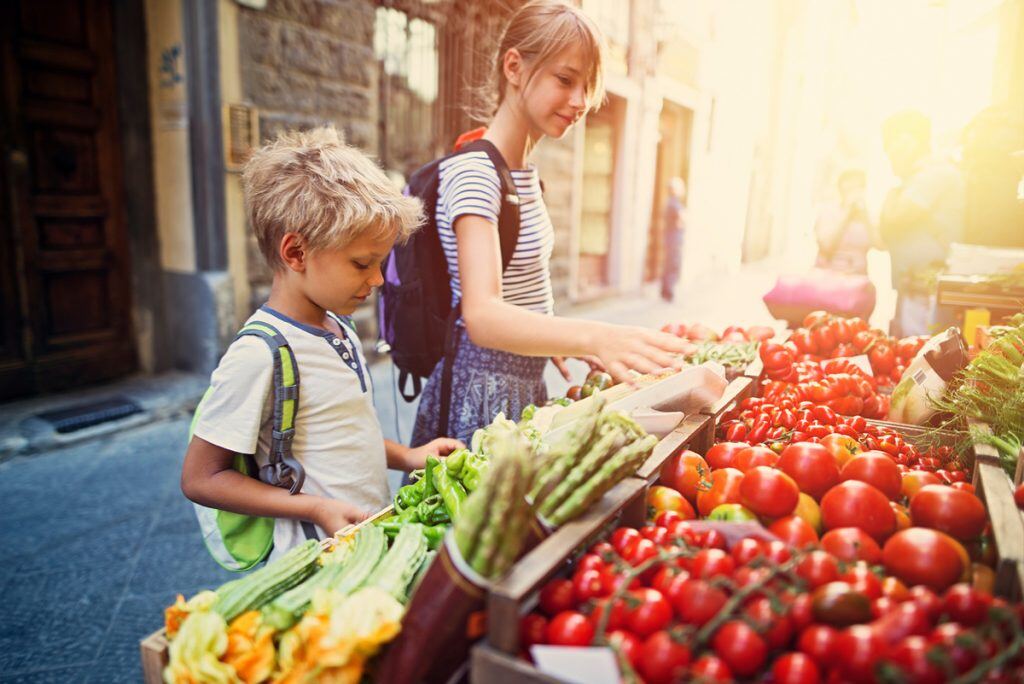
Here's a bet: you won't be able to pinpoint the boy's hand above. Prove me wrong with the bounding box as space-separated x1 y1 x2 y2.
311 497 370 537
406 437 465 470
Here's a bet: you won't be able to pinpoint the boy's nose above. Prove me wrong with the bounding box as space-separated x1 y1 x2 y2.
368 267 385 288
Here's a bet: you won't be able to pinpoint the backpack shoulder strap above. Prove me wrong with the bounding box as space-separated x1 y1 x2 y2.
454 138 521 273
235 321 305 495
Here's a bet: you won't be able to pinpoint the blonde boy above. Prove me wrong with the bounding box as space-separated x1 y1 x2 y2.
181 127 461 559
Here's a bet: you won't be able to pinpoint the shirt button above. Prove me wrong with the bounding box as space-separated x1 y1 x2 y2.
342 353 350 360
331 338 341 347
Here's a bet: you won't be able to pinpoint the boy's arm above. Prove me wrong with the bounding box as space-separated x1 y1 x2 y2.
181 435 369 536
384 437 465 471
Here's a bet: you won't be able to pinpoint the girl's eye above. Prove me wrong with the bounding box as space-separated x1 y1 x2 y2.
557 75 572 86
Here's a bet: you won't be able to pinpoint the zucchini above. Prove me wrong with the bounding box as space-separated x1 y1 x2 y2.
212 539 321 622
330 525 387 596
366 524 428 602
260 561 345 631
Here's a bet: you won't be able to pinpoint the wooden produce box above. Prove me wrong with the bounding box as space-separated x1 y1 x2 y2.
633 413 714 483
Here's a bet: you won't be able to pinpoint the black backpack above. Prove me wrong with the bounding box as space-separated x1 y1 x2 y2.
377 139 521 435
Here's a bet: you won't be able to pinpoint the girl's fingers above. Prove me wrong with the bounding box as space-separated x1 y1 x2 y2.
552 356 573 381
606 360 632 384
580 355 605 371
646 329 692 354
622 353 665 377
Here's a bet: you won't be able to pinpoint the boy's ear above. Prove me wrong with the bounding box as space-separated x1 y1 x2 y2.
279 232 308 272
503 48 523 88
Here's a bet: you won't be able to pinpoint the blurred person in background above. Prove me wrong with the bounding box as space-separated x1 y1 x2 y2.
814 168 873 275
660 176 688 302
879 110 965 336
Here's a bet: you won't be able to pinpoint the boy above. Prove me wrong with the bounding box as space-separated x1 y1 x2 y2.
181 127 462 559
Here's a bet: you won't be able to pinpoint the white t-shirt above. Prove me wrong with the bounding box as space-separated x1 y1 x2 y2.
192 306 389 561
436 150 555 314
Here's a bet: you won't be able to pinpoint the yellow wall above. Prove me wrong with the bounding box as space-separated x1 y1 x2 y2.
145 0 197 273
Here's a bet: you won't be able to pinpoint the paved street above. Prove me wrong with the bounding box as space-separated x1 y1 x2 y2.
0 261 897 681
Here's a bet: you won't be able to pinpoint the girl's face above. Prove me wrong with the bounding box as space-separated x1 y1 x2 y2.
515 45 590 141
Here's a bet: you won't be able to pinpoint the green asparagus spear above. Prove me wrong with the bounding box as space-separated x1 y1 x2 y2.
529 396 606 502
537 424 628 518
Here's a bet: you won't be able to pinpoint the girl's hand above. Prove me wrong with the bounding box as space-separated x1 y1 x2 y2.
406 437 465 470
311 497 370 536
551 355 605 381
592 324 689 383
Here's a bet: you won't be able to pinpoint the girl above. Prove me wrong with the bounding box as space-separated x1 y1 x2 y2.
411 0 688 446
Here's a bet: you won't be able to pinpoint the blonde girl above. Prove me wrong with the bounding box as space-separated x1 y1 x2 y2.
411 0 688 445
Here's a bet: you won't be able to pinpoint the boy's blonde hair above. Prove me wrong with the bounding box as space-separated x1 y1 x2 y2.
242 126 422 270
474 0 606 121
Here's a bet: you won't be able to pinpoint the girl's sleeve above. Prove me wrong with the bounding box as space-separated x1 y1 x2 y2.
439 156 503 228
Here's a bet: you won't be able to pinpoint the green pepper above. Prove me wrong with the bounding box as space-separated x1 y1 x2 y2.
395 504 420 524
425 502 450 525
377 521 404 538
445 449 469 479
421 524 447 550
433 462 467 521
415 495 442 525
396 479 426 509
461 455 490 493
423 455 440 498
408 468 424 483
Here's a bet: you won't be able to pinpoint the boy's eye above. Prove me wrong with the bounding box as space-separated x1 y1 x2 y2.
352 261 370 270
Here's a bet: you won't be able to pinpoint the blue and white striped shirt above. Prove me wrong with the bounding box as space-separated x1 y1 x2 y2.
437 151 555 315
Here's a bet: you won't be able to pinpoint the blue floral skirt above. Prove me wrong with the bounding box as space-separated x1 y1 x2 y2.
411 328 548 446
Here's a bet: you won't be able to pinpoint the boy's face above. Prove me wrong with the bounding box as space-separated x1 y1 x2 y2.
302 230 395 315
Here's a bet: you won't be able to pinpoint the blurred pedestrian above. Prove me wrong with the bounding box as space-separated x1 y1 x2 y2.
661 176 687 301
814 168 872 275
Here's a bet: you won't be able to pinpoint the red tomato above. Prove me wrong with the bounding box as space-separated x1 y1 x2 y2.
883 528 966 592
820 527 883 564
950 482 975 494
768 515 819 547
590 597 627 632
791 329 819 355
650 565 683 596
696 467 745 517
833 624 887 683
820 480 897 543
901 470 942 500
941 583 992 626
764 539 793 563
519 613 548 648
820 433 862 469
639 525 669 545
712 620 768 678
623 588 672 638
705 442 748 470
744 596 793 650
906 586 943 623
798 624 839 667
789 593 814 632
909 485 988 541
624 538 658 567
611 528 640 555
672 579 728 626
689 548 736 579
731 537 766 565
546 611 594 646
647 485 695 520
734 445 781 472
884 635 946 684
771 652 822 684
891 501 912 531
839 563 884 599
740 466 800 517
606 630 641 668
576 553 606 575
572 568 608 604
840 451 902 500
796 550 841 589
778 442 841 500
869 342 896 375
539 578 575 615
688 654 733 682
637 630 692 684
1015 483 1024 509
659 450 710 503
929 623 981 674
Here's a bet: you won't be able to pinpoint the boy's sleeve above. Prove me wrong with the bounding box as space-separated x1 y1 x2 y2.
440 156 502 228
191 336 274 455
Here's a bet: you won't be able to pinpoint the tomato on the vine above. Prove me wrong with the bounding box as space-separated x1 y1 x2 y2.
637 630 692 684
546 611 594 646
771 652 821 684
539 578 575 616
712 620 768 678
623 588 672 638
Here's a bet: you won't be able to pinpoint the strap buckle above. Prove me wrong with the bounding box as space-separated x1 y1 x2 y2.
260 454 306 495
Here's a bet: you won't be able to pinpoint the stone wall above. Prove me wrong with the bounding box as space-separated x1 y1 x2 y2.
533 136 576 310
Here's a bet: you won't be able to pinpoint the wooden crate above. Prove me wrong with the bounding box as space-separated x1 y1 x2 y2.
471 643 565 684
633 413 714 483
486 477 648 656
140 629 168 684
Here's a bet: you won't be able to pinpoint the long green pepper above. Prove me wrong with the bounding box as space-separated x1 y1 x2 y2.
433 461 468 521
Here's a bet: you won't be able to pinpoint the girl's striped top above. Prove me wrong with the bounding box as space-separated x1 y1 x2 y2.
436 150 555 315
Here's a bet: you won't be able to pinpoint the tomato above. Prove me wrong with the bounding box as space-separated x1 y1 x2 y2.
672 579 728 626
909 485 988 541
659 450 710 503
821 527 882 564
901 470 942 500
789 492 823 534
696 467 744 517
840 451 902 500
891 501 912 531
788 593 814 632
840 563 884 600
734 445 780 472
624 538 658 567
539 578 575 615
798 624 839 667
520 613 548 648
881 577 911 602
884 635 946 684
869 342 895 375
546 610 594 646
647 485 696 520
883 528 965 592
820 433 862 469
740 465 800 518
821 480 897 543
707 503 757 522
951 481 975 494
637 630 692 684
705 442 748 470
623 588 672 638
590 596 628 632
778 442 842 500
744 596 793 649
812 581 873 627
712 620 768 678
689 655 733 682
792 329 819 355
571 568 608 604
606 630 641 668
929 623 981 674
689 548 736 579
772 652 822 684
611 527 641 555
761 342 796 371
765 539 793 563
768 515 819 547
731 537 766 565
941 583 992 626
796 550 840 588
971 562 996 595
834 624 887 683
1015 483 1024 509
576 553 606 575
813 324 838 353
906 586 943 623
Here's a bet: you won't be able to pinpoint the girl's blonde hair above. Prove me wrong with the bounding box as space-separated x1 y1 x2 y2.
475 0 606 120
242 126 422 271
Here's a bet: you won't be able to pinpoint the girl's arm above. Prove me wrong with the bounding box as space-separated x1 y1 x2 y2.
180 435 368 536
455 215 690 381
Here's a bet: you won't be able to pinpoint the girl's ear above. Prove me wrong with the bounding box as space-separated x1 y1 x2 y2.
279 232 308 272
502 47 524 88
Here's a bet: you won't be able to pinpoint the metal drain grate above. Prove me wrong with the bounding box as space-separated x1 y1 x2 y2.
35 396 144 434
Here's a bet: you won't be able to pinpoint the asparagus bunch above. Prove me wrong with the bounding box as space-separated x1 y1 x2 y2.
529 395 606 503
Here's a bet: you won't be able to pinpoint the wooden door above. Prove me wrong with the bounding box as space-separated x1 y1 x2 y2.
0 0 135 400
